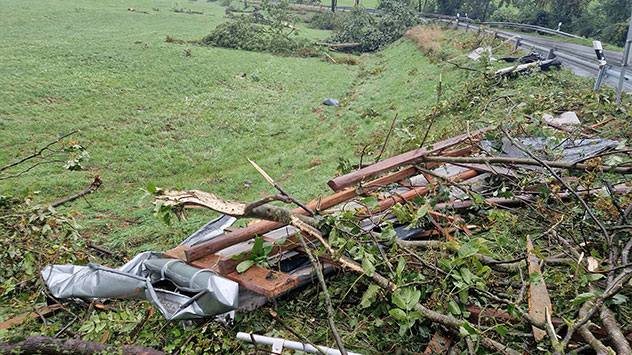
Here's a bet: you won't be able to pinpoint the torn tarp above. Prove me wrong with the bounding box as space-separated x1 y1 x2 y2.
42 216 239 320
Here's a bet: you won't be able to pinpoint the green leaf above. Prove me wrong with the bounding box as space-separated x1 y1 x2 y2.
393 287 420 311
361 196 379 210
460 267 475 284
388 308 407 321
586 273 604 282
460 321 480 336
437 259 452 271
408 311 423 321
362 257 375 277
360 284 380 309
611 293 627 305
236 259 255 273
447 300 461 315
396 256 406 279
231 252 246 260
146 182 156 193
571 292 596 305
274 236 287 245
458 289 469 303
458 240 479 259
496 325 508 336
392 291 406 310
252 236 264 256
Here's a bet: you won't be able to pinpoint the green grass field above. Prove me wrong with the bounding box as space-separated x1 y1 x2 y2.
0 0 457 253
5 1 632 353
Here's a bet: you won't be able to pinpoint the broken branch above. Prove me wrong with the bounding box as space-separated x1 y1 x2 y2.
50 175 103 208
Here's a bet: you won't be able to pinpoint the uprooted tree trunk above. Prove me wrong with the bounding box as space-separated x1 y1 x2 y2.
155 190 521 355
0 336 164 355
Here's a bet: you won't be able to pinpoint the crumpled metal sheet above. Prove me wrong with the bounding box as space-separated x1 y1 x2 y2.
41 217 240 320
482 137 619 165
179 214 236 247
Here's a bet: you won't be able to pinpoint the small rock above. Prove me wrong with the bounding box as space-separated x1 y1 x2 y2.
323 98 338 106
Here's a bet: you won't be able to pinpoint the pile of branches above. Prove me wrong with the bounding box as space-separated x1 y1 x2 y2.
156 121 632 353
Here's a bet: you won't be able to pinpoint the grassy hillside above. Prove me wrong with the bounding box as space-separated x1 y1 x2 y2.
0 0 476 254
3 0 632 353
1 0 356 250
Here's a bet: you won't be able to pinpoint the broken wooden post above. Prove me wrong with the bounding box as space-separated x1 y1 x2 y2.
326 127 490 191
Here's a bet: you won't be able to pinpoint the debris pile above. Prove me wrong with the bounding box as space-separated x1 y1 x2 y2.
41 123 632 353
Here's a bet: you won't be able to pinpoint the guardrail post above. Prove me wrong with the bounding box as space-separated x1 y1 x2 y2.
616 7 632 104
593 41 607 91
546 48 556 59
594 66 608 91
465 23 469 32
616 38 631 104
514 36 521 51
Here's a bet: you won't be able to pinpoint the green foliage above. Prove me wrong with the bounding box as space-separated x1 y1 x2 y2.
328 0 420 52
202 0 315 55
308 11 345 31
202 19 310 55
0 195 84 308
233 235 286 272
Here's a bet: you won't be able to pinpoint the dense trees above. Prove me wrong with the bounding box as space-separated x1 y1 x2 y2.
417 0 631 46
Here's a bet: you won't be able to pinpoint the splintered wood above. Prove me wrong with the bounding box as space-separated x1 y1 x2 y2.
526 236 553 342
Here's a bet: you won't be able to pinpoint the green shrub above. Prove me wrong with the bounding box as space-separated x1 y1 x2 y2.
202 18 311 54
203 0 317 55
308 11 345 31
328 0 420 53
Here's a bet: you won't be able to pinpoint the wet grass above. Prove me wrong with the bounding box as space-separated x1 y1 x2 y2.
0 0 458 253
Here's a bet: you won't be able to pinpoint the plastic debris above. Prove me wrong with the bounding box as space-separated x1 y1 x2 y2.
543 111 581 126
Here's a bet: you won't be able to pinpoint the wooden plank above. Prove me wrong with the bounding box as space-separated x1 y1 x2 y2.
225 266 298 298
183 166 420 262
326 127 490 191
165 252 299 297
374 169 478 213
526 235 553 342
0 304 64 330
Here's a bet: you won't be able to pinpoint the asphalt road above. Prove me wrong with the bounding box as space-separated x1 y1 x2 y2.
489 28 632 92
297 3 631 92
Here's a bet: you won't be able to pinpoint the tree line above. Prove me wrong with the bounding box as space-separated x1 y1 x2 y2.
409 0 630 46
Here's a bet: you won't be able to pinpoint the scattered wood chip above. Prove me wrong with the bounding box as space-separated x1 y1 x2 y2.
586 256 599 272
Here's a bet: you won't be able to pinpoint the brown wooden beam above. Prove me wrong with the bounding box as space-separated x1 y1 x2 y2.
181 146 477 263
326 127 490 191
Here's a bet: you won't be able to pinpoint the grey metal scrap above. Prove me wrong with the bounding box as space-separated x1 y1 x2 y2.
497 137 619 164
179 214 236 247
41 216 240 320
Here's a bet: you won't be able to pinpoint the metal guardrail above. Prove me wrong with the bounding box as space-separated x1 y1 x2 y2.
478 22 581 39
450 21 632 92
293 2 583 39
289 1 630 93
